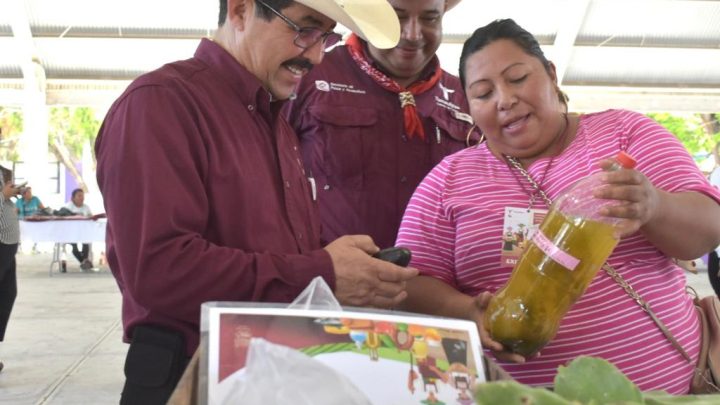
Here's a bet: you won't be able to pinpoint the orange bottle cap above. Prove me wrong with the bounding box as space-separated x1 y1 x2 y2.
615 151 637 169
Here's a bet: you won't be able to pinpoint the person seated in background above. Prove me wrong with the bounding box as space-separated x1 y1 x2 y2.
65 188 93 270
16 186 45 254
15 187 45 219
395 19 720 393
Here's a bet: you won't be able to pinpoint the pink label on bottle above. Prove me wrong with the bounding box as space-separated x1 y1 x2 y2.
532 230 580 271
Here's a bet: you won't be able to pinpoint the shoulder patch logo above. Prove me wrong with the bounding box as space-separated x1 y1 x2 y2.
453 110 474 125
313 81 366 95
315 80 330 92
439 82 455 101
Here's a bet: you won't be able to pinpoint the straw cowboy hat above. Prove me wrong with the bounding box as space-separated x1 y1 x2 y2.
295 0 400 49
446 0 462 11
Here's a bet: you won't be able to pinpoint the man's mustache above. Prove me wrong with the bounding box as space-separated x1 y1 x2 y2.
283 58 314 72
395 40 423 50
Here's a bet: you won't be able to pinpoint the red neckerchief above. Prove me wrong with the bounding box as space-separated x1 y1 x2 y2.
345 34 443 140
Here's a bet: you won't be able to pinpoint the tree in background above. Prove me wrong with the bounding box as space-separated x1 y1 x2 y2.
648 113 720 169
0 106 100 191
700 113 720 156
0 107 23 162
48 107 101 192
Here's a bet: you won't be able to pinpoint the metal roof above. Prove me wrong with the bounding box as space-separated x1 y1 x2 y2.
2 0 719 112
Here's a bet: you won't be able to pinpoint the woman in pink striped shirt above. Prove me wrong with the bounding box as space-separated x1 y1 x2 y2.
396 19 720 393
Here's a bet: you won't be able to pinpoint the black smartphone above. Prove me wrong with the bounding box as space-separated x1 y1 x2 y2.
372 247 412 267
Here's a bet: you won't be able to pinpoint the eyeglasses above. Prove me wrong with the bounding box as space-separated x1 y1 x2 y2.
256 0 341 49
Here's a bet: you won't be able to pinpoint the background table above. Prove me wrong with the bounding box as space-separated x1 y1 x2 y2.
19 218 107 275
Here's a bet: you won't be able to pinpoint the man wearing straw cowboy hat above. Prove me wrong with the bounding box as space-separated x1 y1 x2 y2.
286 0 474 249
96 0 418 403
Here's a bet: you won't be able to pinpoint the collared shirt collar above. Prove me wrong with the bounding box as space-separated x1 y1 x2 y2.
194 38 286 121
356 38 441 85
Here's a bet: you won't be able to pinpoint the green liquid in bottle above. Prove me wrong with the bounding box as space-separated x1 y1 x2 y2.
484 208 618 357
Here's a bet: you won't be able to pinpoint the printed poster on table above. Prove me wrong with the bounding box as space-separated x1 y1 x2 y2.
203 304 485 405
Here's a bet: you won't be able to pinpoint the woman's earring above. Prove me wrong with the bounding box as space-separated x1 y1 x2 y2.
466 125 484 147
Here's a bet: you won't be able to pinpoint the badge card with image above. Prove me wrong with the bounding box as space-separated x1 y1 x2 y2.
500 206 547 268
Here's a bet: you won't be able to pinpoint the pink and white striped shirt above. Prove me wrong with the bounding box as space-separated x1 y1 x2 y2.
396 109 720 393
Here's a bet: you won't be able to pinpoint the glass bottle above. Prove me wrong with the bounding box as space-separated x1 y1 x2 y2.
484 152 637 357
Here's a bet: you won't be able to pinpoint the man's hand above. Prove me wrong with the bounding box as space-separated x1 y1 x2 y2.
324 235 418 309
2 182 19 199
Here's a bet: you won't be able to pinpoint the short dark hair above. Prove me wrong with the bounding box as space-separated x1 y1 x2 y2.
71 188 84 198
0 166 11 184
459 19 568 106
218 0 293 26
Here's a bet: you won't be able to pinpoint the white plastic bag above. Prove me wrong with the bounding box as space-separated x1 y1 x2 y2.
287 276 342 311
219 338 371 405
215 278 371 404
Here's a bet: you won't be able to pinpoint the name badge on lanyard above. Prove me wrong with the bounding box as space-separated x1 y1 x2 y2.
500 206 547 268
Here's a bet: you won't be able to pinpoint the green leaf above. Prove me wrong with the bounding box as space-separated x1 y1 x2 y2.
644 391 720 405
554 356 643 404
475 381 571 405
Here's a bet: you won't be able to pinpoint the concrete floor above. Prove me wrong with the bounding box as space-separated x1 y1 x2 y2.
0 250 124 405
0 250 716 404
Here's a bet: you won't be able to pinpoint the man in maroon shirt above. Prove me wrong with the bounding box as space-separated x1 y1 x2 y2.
286 0 474 249
95 0 416 403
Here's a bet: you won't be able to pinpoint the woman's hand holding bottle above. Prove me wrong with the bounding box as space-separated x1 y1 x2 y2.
594 158 660 238
471 291 529 364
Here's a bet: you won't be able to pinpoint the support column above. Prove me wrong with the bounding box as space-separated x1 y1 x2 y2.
10 0 50 196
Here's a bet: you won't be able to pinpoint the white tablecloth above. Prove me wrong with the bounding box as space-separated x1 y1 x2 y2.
20 219 107 243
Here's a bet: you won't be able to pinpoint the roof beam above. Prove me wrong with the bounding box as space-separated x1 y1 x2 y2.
551 0 590 84
30 26 215 40
566 86 720 114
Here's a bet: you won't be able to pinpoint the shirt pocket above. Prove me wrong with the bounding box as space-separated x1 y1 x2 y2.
429 108 473 165
308 105 378 190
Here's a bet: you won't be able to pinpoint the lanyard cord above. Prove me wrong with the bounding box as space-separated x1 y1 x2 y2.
505 155 693 364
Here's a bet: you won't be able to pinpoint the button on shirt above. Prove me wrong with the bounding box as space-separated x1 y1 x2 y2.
96 38 333 355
